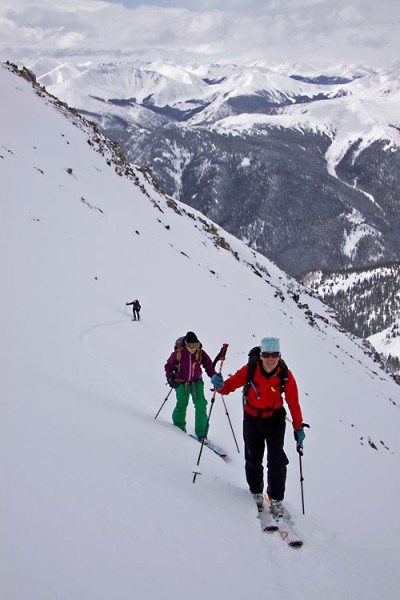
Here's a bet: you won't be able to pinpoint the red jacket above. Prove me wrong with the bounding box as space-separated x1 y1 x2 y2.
219 362 303 430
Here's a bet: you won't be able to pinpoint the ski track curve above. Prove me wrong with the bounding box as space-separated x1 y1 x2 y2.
79 317 147 403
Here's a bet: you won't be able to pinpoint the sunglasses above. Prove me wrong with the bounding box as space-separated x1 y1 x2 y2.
261 351 280 359
186 343 200 350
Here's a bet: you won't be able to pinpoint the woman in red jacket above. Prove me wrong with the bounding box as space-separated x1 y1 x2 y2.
212 337 305 518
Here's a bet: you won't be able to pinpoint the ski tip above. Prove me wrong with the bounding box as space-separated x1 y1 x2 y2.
288 540 303 548
264 525 279 532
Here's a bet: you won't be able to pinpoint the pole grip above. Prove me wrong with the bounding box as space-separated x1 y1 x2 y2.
212 343 229 368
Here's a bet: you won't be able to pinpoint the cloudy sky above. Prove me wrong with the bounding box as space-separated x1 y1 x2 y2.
1 0 399 67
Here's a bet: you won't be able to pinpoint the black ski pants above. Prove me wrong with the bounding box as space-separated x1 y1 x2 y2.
243 407 289 501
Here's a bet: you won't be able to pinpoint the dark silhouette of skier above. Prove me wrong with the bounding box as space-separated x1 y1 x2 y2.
126 299 141 321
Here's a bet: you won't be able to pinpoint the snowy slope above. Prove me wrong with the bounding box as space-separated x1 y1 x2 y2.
370 319 400 361
2 63 400 600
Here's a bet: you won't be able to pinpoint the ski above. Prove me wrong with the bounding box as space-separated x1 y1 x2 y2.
257 505 280 533
189 434 228 461
264 495 304 548
251 495 279 532
277 515 303 548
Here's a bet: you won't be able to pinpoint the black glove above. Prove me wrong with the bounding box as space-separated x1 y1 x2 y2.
167 376 179 389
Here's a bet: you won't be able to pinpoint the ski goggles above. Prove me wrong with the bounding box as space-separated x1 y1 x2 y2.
261 351 280 359
186 343 200 350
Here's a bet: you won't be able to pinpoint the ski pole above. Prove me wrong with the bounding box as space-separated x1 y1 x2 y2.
298 449 305 515
219 394 240 454
296 422 310 514
154 387 173 420
192 343 229 483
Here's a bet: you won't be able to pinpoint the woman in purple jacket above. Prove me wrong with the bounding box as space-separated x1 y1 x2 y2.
164 331 217 440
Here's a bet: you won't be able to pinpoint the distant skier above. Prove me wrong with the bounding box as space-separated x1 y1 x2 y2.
126 299 141 321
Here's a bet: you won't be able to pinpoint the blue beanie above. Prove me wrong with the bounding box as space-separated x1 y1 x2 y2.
261 337 280 353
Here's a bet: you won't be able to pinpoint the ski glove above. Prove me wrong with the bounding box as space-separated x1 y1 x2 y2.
211 373 224 391
294 428 305 445
167 376 179 389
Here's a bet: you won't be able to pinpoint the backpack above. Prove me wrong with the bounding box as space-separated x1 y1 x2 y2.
174 335 203 374
243 346 289 399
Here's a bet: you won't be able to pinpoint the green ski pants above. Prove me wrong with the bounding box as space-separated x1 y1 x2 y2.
172 379 208 438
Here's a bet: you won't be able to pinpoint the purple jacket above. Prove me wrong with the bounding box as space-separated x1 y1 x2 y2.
165 347 216 383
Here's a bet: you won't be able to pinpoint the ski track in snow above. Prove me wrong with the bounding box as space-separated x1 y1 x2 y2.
80 317 141 395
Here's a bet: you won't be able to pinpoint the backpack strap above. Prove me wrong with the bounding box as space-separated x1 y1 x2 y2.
278 358 289 394
174 336 185 373
187 347 204 378
243 346 261 399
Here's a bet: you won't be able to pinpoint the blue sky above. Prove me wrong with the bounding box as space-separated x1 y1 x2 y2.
1 0 399 67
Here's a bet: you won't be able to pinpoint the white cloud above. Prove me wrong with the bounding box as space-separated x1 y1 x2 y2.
1 0 399 67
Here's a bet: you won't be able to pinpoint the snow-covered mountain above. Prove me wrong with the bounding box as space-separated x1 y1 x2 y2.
2 61 400 600
302 262 400 376
26 58 400 277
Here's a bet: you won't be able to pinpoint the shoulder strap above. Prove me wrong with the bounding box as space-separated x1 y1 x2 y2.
247 347 260 383
174 336 185 373
243 346 261 397
193 347 203 372
278 358 289 393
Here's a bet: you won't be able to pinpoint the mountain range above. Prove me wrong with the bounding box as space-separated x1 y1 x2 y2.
27 57 400 278
3 60 400 600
